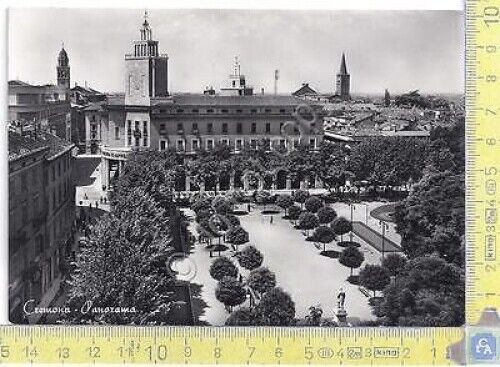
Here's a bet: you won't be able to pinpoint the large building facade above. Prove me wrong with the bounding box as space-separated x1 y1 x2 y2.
9 130 76 323
85 15 324 192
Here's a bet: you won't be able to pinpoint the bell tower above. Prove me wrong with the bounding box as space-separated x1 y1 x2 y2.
125 11 169 106
57 44 70 89
335 53 350 99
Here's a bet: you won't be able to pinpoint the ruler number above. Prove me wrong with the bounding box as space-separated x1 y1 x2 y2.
402 348 410 358
484 6 499 27
486 264 496 272
184 346 192 358
486 137 496 145
146 345 168 361
486 45 497 53
86 346 100 359
213 347 221 359
275 347 283 358
486 75 497 83
304 346 314 360
0 345 9 358
24 346 38 359
247 346 256 359
486 167 497 175
57 347 70 359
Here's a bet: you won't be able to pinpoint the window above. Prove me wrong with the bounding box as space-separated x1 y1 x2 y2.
221 109 228 114
143 121 148 147
177 123 184 133
192 122 198 133
176 109 184 113
236 123 242 134
207 123 213 134
265 108 272 113
192 109 199 113
235 139 243 152
207 109 214 114
177 139 185 152
236 109 243 114
279 109 286 114
222 123 228 134
251 123 257 134
192 139 199 151
127 120 132 146
91 124 97 132
265 123 271 133
206 139 214 150
159 140 168 151
250 139 257 150
251 109 257 114
309 138 316 149
293 139 300 149
159 123 166 134
115 126 120 140
221 138 230 146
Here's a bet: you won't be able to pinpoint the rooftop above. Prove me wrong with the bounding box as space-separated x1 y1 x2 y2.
9 130 74 162
166 94 315 107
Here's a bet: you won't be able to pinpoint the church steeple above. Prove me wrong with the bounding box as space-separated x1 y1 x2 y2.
339 52 348 75
57 44 70 89
335 52 350 99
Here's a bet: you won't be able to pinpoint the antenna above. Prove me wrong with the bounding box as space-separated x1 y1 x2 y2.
274 69 279 95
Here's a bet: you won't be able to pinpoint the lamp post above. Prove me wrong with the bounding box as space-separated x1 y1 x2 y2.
379 220 389 260
349 203 354 242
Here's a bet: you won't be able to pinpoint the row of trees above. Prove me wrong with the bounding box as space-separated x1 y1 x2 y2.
167 135 432 194
65 152 190 324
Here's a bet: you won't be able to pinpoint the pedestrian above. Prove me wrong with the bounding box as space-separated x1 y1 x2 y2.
89 202 92 210
270 215 274 224
84 193 88 200
247 203 251 212
96 201 99 209
100 197 103 204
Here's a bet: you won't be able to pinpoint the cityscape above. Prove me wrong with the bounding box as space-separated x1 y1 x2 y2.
8 9 464 326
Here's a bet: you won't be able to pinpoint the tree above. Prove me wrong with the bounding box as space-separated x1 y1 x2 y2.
331 217 352 242
317 206 337 224
65 189 179 324
225 307 255 326
287 205 302 225
225 214 241 228
375 255 464 326
226 226 249 247
215 276 247 312
304 196 323 213
359 264 391 297
313 225 336 251
394 170 464 264
235 245 264 270
381 253 407 277
209 257 238 281
276 194 294 216
292 189 310 208
254 287 296 326
247 267 276 295
339 246 365 276
298 212 319 236
212 197 232 215
255 190 273 210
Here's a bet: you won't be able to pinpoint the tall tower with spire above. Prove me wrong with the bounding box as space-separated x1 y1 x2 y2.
125 11 169 105
57 44 70 89
335 53 350 99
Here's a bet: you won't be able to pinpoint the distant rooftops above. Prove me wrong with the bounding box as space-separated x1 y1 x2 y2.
8 130 74 162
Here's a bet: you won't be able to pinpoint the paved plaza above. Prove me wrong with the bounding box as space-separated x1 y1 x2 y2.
186 200 401 325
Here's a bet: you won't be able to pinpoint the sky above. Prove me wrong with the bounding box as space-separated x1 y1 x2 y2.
8 8 464 95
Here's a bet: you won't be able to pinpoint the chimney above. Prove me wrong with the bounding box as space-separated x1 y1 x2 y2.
261 87 265 95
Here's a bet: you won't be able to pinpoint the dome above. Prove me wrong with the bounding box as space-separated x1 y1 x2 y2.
58 47 69 66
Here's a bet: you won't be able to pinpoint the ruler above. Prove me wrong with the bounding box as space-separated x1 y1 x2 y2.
465 0 500 325
0 0 497 365
0 326 463 365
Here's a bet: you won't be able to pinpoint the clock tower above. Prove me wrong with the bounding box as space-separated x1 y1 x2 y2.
57 45 70 89
125 11 169 106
